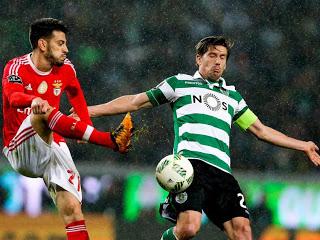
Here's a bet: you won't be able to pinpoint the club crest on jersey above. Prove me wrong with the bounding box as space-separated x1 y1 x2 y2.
8 75 23 84
52 80 62 96
37 81 48 94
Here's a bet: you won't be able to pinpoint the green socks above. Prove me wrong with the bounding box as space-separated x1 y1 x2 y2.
161 227 177 240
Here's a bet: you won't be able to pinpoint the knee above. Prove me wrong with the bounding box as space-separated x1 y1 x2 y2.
175 223 200 240
60 200 82 217
61 202 83 225
56 190 84 225
233 221 252 239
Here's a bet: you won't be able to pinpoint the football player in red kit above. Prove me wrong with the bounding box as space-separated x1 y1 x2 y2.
1 18 133 240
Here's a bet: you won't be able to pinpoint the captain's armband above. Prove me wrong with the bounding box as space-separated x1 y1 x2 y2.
234 109 257 131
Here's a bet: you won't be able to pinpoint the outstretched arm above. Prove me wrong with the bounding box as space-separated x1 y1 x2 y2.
88 92 152 117
248 118 320 166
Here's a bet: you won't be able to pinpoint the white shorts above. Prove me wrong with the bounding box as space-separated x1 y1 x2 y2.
2 115 82 203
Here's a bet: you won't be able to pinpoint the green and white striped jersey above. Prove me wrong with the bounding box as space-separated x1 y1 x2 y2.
146 71 257 174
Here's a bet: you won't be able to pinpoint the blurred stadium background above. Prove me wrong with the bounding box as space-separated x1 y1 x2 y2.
0 1 320 239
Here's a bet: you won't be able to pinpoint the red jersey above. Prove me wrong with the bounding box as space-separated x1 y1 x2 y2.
2 53 92 147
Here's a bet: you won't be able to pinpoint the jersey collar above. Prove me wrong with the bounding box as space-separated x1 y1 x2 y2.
193 71 227 90
27 53 53 76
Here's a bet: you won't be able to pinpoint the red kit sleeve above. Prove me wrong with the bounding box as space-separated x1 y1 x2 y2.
2 61 37 108
65 68 93 126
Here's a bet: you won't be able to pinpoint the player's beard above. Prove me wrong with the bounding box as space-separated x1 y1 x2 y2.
207 71 221 82
44 48 65 67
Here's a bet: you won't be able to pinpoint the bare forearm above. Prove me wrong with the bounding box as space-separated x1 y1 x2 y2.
249 119 320 166
89 96 134 117
259 126 306 151
260 126 320 166
89 94 152 117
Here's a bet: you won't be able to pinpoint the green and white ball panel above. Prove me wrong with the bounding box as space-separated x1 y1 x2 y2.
155 154 194 193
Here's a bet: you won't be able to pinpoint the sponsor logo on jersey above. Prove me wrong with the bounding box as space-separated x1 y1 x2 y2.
7 75 23 84
192 93 228 111
25 83 32 91
184 81 203 86
175 192 188 204
204 93 221 111
37 81 48 94
52 80 62 96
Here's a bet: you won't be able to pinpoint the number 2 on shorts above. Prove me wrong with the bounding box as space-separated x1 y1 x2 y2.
67 169 81 192
237 193 248 209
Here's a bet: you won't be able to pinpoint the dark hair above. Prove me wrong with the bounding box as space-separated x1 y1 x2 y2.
29 18 68 49
195 35 234 60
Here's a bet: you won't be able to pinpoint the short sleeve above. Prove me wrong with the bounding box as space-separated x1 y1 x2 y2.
146 76 178 106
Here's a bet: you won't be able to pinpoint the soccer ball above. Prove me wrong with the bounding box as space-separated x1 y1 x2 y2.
155 154 194 193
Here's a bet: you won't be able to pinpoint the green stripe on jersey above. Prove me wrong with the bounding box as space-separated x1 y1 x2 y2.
177 114 231 134
173 95 192 108
180 149 232 173
173 108 179 153
180 132 230 156
228 104 235 116
228 90 243 102
164 76 177 90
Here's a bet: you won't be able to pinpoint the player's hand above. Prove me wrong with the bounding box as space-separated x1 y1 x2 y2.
67 111 86 144
69 107 81 120
304 141 320 166
31 97 50 114
69 112 80 121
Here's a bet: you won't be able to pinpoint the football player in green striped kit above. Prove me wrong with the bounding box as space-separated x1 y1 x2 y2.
75 36 320 240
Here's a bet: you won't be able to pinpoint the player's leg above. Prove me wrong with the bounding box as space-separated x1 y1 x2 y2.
56 187 89 240
4 115 52 177
203 167 252 240
160 162 204 239
28 102 54 144
223 217 252 240
30 107 133 153
56 186 84 223
175 210 202 239
224 221 235 240
160 210 201 240
43 142 89 240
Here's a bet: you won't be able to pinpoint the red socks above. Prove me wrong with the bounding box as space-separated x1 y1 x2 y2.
48 109 116 149
66 220 89 240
